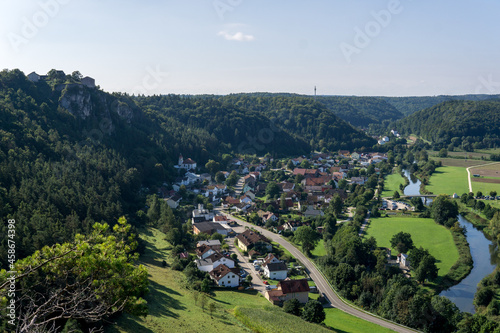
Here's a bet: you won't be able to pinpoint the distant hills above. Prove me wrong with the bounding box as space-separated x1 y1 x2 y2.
392 100 500 149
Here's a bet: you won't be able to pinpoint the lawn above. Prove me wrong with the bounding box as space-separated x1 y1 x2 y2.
324 308 395 333
426 166 469 196
431 157 491 168
381 173 406 197
311 239 326 257
364 216 459 278
234 306 333 333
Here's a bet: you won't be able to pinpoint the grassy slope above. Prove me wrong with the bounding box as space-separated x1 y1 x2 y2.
324 308 394 333
234 306 333 333
381 173 406 197
311 239 326 257
426 166 469 196
108 228 391 333
364 217 459 277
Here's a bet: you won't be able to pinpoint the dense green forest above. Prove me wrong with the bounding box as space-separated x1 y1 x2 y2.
392 100 500 150
381 95 500 116
316 96 404 129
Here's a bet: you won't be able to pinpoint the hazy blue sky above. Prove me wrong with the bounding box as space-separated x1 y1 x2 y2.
1 1 499 96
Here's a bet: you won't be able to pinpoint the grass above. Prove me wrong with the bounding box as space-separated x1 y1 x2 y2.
311 239 326 257
381 173 406 197
431 157 492 168
426 166 469 196
471 181 500 196
234 306 333 333
324 308 395 333
364 216 459 279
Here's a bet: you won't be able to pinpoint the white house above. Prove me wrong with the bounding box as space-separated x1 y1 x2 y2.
263 262 288 280
209 264 240 287
240 195 253 204
397 253 409 268
196 252 235 272
165 194 182 209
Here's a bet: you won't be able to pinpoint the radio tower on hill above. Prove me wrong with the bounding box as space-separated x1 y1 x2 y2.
314 86 317 102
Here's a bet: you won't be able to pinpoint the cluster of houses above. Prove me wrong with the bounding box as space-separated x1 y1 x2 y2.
194 239 240 287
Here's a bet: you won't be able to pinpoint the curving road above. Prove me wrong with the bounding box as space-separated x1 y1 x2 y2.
217 208 418 333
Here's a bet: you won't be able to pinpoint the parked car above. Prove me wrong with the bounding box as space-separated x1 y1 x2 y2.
263 280 269 285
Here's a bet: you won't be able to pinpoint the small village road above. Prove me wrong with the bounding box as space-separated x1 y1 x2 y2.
217 208 419 333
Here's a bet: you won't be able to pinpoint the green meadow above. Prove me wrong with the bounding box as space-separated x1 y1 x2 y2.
381 173 406 197
364 216 459 278
426 166 469 196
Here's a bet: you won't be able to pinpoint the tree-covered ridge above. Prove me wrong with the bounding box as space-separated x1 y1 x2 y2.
217 94 377 151
380 94 500 116
393 100 500 149
316 96 404 129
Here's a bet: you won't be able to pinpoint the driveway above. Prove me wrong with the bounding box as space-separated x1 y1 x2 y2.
216 208 418 333
227 236 266 294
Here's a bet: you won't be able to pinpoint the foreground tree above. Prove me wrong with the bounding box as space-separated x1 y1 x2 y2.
0 217 148 332
301 300 325 324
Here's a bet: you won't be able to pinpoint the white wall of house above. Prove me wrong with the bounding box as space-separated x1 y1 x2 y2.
264 267 287 280
216 273 239 287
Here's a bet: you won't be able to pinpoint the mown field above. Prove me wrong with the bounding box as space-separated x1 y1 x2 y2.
381 173 406 197
426 166 469 196
108 228 392 333
364 216 459 278
469 162 500 194
311 239 326 257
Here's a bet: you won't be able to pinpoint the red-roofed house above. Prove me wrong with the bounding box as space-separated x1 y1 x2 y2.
265 279 310 305
209 264 240 287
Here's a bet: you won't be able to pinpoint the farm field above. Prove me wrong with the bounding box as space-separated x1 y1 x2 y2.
426 166 469 196
431 157 491 168
364 216 459 278
469 162 500 194
381 172 406 197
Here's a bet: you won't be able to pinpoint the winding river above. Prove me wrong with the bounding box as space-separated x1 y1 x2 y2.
403 170 497 313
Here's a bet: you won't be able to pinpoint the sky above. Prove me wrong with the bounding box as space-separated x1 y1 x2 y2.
1 0 500 97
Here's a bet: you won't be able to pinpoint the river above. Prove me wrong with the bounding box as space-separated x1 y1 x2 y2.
402 170 497 313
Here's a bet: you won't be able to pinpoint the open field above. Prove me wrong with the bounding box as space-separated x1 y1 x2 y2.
431 157 492 168
234 306 333 333
469 163 500 194
324 308 395 333
364 216 459 278
381 173 406 198
426 166 469 196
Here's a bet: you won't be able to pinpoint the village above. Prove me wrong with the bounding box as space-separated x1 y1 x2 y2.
157 150 421 306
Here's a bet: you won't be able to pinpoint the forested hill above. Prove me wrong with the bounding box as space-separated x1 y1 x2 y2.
393 100 500 149
213 94 377 151
380 94 500 116
316 96 404 129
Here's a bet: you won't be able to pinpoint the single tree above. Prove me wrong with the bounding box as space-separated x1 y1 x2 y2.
283 298 302 316
390 232 414 253
431 195 458 226
266 181 280 198
393 190 400 199
301 300 325 324
294 226 318 255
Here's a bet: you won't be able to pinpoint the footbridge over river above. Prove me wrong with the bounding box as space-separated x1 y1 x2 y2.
382 194 438 199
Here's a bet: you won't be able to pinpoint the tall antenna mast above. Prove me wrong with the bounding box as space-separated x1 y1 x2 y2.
314 86 317 102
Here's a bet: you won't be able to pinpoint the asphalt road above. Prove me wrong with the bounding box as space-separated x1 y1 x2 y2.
217 209 418 333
